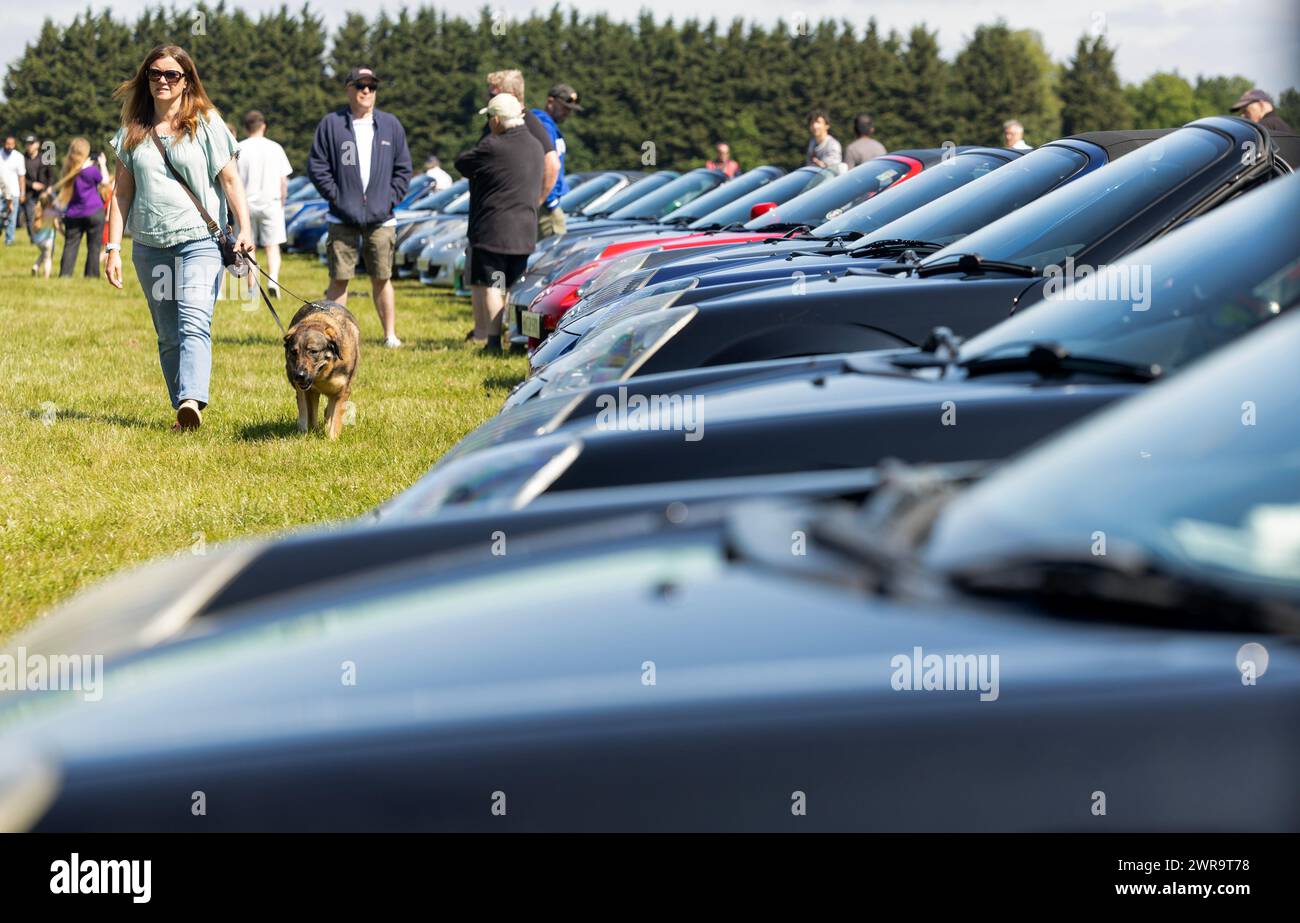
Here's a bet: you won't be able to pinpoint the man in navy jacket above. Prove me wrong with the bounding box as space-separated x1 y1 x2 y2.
308 66 413 348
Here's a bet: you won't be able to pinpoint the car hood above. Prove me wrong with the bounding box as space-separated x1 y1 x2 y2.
576 358 1134 432
1 507 1281 773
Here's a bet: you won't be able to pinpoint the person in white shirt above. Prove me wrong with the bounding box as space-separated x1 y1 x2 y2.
424 156 452 190
1003 120 1033 151
0 135 27 246
307 66 413 348
237 110 293 296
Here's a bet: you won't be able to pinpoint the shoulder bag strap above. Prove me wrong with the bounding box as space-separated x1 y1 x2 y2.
150 127 222 237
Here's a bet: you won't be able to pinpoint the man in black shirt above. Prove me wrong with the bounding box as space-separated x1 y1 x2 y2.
1230 88 1294 133
21 135 54 243
456 93 545 353
485 69 557 207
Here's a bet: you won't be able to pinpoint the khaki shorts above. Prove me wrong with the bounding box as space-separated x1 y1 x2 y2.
327 223 397 281
538 205 566 239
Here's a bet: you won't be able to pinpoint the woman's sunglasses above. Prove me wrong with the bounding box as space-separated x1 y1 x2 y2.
351 82 378 93
147 68 185 84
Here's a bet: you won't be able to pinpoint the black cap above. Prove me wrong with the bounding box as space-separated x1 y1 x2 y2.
548 83 583 111
23 135 37 144
345 66 379 86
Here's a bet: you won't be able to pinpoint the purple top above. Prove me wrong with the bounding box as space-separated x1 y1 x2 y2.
64 165 105 219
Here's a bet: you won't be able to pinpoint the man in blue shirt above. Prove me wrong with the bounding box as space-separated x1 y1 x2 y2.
531 83 582 238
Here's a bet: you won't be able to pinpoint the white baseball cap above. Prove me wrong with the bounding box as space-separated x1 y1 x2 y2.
479 94 524 120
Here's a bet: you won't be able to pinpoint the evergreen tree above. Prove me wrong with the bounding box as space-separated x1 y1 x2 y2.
1060 34 1133 134
893 26 954 148
0 5 1281 175
949 22 1056 146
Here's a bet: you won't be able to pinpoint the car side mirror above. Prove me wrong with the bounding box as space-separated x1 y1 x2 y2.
749 202 777 220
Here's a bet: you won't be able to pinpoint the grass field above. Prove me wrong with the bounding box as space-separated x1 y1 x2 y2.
0 234 525 637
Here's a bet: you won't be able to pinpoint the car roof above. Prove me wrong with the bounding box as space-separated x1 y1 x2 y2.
1062 128 1174 158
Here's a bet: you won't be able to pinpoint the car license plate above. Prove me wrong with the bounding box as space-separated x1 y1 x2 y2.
417 255 429 271
521 311 543 339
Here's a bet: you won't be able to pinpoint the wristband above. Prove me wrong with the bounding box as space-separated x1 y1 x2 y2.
105 243 121 253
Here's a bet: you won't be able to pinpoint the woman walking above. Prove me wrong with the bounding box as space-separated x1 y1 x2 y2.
57 138 111 277
104 44 253 430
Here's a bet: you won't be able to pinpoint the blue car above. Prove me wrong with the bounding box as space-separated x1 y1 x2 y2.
511 117 1293 406
5 280 1297 830
529 132 1142 369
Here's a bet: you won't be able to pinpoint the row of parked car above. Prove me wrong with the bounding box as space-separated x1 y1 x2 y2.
3 116 1298 831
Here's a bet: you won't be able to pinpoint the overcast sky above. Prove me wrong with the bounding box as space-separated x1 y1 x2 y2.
3 0 1298 95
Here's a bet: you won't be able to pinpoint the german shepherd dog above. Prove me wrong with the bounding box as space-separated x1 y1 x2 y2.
283 301 360 439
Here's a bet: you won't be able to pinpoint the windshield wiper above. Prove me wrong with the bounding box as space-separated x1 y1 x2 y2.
757 224 814 238
951 554 1300 635
915 252 1041 278
850 238 945 258
961 342 1162 382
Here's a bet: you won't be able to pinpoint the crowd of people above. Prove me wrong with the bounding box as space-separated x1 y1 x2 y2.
701 87 1293 174
1 36 1292 434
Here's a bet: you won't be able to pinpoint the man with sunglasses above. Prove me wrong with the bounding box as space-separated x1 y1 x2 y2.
308 65 412 348
532 83 582 239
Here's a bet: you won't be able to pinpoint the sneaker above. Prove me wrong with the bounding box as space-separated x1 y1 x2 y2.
176 400 202 430
384 335 403 349
465 330 477 341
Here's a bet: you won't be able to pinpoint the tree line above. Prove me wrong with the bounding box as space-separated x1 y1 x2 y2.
2 3 1296 176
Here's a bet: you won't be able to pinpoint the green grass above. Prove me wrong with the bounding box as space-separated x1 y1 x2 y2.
0 236 525 637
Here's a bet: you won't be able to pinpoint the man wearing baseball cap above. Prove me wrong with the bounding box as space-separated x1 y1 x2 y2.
531 83 583 238
455 93 545 353
1230 89 1294 133
308 66 413 347
21 134 54 244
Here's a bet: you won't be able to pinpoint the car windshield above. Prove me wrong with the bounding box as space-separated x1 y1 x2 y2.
745 156 912 229
659 167 782 224
922 127 1232 269
583 172 678 216
924 305 1300 603
690 167 833 229
855 145 1087 249
607 170 726 221
956 173 1300 373
814 153 1010 239
560 174 621 212
409 179 469 212
397 174 433 207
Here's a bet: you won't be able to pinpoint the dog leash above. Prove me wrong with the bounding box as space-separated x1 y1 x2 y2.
242 254 317 336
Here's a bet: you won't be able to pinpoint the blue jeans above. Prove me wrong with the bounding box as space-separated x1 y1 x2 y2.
1 195 17 244
132 237 223 409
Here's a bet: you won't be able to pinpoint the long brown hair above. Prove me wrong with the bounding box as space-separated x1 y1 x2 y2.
113 44 217 151
56 137 90 208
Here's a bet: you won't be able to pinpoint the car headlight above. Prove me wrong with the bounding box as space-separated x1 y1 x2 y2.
375 439 583 519
566 277 699 332
577 250 656 299
538 306 697 397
